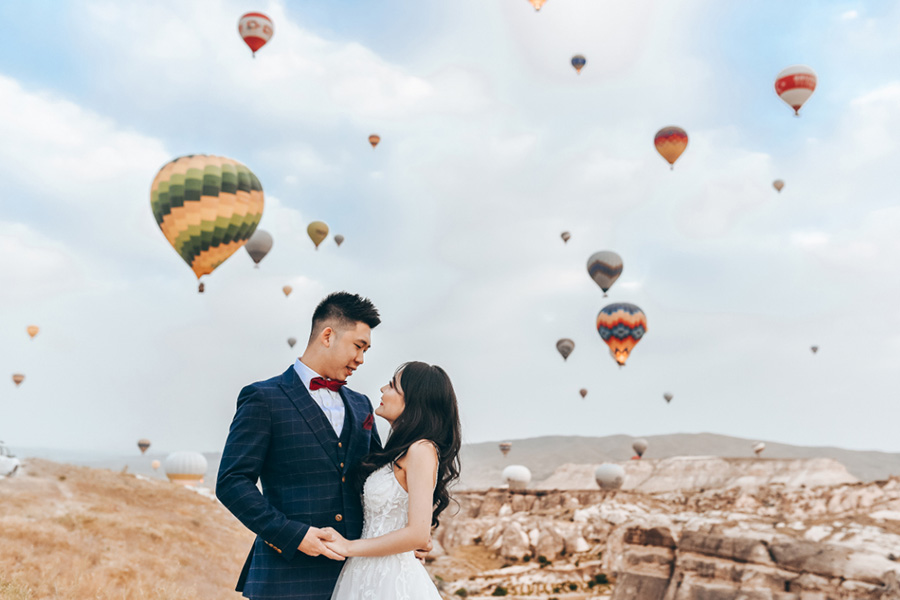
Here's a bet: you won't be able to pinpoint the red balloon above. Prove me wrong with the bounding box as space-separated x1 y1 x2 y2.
238 13 274 56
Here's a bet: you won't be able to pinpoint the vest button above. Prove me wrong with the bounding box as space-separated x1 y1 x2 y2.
338 442 342 448
335 514 343 522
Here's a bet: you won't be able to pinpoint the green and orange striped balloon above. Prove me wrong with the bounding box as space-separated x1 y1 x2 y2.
150 155 264 283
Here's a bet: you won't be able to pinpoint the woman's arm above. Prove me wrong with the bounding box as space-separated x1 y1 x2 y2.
325 440 437 557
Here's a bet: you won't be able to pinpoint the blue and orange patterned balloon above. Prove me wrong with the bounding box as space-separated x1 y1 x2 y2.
571 55 586 74
596 303 647 366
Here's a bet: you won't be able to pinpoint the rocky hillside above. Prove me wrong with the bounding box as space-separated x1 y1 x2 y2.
4 458 900 599
537 457 859 492
458 434 900 489
0 459 253 599
429 479 900 599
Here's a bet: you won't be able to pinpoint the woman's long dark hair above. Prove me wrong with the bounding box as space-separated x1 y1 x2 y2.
355 361 461 528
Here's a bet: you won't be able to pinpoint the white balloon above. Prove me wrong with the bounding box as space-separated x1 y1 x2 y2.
164 451 208 486
594 463 625 490
502 465 532 490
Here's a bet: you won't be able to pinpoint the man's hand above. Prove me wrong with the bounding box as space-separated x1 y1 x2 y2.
413 537 433 563
321 527 353 557
298 526 345 561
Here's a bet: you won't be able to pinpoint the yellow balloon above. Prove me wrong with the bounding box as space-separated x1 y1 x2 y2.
26 325 39 339
307 221 329 249
282 285 293 297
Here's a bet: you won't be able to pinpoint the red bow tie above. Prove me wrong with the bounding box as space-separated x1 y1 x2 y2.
310 377 346 392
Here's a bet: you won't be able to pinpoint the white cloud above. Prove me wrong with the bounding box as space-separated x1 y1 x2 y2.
74 0 490 129
3 0 900 456
790 231 830 248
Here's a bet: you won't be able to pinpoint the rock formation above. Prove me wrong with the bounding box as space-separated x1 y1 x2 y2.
537 457 859 493
429 476 900 599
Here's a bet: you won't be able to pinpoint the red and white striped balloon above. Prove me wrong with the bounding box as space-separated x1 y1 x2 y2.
238 12 274 57
775 65 817 116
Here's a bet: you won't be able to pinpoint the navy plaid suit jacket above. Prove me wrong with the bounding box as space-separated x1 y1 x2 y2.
216 366 382 600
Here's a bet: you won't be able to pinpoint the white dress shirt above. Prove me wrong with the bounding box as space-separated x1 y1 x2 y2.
293 358 345 437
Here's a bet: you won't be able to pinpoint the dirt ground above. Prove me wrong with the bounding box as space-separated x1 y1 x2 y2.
0 459 254 599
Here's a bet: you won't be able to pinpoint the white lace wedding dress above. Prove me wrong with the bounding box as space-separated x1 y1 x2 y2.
330 463 441 600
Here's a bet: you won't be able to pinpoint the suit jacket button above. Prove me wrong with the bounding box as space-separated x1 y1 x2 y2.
340 462 344 468
335 514 343 522
342 476 346 483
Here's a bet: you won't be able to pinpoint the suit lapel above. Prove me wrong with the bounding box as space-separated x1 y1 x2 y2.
341 388 372 473
278 366 341 470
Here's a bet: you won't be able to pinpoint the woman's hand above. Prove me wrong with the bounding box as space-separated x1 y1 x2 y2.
321 527 353 557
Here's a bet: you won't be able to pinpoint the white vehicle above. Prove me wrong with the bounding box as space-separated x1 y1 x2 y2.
0 442 20 477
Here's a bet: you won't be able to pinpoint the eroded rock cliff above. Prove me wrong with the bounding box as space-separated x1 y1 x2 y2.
429 476 900 599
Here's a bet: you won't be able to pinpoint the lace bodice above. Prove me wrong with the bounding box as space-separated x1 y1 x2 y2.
330 460 441 600
360 464 409 539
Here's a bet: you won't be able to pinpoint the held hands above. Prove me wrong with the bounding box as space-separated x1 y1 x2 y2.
298 526 345 561
321 527 353 558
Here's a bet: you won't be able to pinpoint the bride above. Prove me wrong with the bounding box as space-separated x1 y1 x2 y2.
323 361 461 600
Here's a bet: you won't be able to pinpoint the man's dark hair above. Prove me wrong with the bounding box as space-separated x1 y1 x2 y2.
310 292 380 341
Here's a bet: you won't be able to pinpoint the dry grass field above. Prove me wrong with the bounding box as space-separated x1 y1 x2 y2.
0 459 254 599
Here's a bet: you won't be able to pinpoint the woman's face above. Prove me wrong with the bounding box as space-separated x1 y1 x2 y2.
376 370 406 425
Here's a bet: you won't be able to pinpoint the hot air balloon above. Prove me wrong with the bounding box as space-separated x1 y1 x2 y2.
561 231 571 244
596 303 647 366
244 229 273 267
579 388 588 399
594 464 625 490
150 155 264 292
502 465 531 490
368 135 380 149
12 374 24 387
811 345 819 354
499 442 512 457
238 12 274 57
632 439 648 459
773 180 785 193
571 55 586 74
775 65 816 116
752 442 766 457
137 439 151 455
307 221 329 249
163 451 208 486
151 460 161 471
587 251 623 296
663 392 673 403
334 235 345 247
198 282 205 293
556 338 575 361
528 0 546 10
26 326 39 339
282 285 293 297
654 126 688 170
287 337 297 348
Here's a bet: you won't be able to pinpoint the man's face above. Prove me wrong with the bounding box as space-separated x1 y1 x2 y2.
324 321 371 380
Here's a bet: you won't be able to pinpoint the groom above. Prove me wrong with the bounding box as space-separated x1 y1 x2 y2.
217 292 383 599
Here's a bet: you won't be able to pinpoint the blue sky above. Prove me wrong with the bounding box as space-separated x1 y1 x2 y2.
1 0 899 457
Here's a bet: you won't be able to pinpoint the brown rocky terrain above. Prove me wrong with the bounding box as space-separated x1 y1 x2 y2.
3 458 900 599
0 459 253 599
429 477 900 599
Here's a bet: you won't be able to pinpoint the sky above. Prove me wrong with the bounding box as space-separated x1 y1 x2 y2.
1 0 899 456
